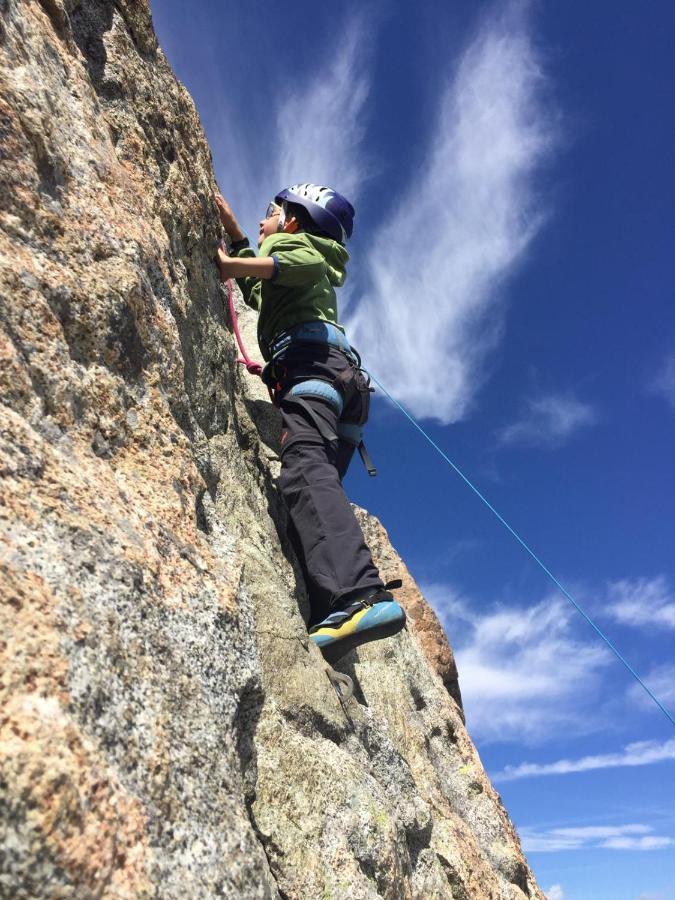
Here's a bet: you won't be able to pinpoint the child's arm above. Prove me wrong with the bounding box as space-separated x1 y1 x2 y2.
215 194 246 242
214 194 272 305
215 245 276 281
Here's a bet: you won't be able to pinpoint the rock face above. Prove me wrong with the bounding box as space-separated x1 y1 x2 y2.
0 2 544 898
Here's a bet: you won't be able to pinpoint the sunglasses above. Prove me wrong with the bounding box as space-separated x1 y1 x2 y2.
265 202 282 218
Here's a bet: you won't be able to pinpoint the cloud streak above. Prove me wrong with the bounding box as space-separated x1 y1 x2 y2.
521 824 675 853
446 595 611 742
649 351 675 411
275 15 372 205
627 663 675 712
497 392 597 448
214 14 373 242
347 3 555 423
545 886 564 900
606 575 675 630
494 737 675 782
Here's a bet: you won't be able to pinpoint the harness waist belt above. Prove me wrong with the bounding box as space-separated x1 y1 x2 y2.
269 321 353 359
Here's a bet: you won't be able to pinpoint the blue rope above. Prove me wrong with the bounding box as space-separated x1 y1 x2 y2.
367 371 675 728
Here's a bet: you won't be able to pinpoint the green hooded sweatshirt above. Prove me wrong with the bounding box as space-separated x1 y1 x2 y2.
234 231 349 361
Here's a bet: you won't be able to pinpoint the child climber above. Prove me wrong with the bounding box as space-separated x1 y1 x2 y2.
214 183 405 663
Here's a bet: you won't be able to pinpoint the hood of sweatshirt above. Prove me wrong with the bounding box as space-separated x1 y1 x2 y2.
259 231 349 288
302 233 349 287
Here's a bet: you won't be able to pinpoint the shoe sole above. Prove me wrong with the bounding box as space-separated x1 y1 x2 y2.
311 601 406 665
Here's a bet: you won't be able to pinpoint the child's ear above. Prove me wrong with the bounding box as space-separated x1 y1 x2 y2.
283 217 299 234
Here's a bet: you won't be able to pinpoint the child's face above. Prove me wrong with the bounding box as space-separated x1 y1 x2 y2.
258 202 281 246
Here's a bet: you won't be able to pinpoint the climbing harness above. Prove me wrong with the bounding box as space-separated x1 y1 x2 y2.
366 373 675 729
225 280 377 475
271 363 376 477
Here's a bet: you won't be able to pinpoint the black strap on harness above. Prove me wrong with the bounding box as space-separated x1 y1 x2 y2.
356 442 377 478
333 360 377 477
280 394 339 444
280 394 377 477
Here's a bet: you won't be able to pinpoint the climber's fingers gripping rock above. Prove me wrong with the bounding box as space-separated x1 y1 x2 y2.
215 194 244 241
214 240 232 282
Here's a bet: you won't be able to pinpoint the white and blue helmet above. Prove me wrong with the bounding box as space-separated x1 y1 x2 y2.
275 183 355 244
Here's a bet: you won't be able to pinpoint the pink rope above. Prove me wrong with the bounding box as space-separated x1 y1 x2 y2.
225 276 262 377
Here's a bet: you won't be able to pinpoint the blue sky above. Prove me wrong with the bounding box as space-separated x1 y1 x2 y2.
150 2 675 898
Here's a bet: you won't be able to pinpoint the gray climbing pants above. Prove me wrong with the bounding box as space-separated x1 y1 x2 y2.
276 346 383 626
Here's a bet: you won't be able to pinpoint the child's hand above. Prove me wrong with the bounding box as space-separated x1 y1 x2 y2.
215 240 232 280
215 194 244 241
214 241 276 282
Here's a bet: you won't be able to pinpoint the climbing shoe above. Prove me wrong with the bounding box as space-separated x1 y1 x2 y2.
309 580 406 665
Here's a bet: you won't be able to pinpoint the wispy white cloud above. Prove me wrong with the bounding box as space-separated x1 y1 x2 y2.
649 352 675 411
606 575 675 630
347 3 555 423
191 37 267 239
274 15 372 205
418 582 476 628
545 885 564 900
447 595 610 742
602 579 675 719
420 576 673 741
494 737 675 782
213 14 373 241
521 823 675 853
627 663 675 713
602 835 675 851
497 392 597 448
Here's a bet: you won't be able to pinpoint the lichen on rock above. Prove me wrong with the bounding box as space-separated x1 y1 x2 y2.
0 2 545 897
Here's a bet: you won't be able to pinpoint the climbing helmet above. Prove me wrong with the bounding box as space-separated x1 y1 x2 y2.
274 183 354 244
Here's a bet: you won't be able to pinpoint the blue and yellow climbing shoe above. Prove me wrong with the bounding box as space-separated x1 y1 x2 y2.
309 580 406 664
